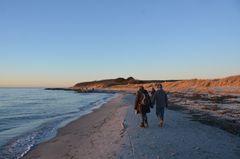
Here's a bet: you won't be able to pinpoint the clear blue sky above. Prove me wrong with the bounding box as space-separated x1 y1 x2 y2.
1 0 240 87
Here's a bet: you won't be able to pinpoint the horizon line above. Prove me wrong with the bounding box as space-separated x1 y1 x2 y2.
1 74 239 88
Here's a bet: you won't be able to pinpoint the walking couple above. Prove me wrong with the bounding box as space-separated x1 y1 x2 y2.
134 84 168 128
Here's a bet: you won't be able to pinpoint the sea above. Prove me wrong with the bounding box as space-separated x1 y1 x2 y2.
0 88 116 159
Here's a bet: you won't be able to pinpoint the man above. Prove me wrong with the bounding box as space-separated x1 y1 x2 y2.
152 84 168 127
134 86 151 128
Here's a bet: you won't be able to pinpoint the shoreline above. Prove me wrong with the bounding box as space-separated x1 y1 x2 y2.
45 88 240 135
22 91 240 159
23 93 130 159
0 89 109 158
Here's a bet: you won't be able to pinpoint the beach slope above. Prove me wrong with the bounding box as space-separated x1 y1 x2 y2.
24 94 130 159
24 93 240 159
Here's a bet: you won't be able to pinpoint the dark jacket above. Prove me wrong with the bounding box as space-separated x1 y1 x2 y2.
135 89 151 114
152 89 168 115
151 88 156 97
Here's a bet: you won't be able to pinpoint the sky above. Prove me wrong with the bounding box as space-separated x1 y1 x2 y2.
0 0 240 87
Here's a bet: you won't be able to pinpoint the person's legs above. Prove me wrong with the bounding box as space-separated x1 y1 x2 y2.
157 115 162 126
139 113 145 128
139 113 148 128
160 108 165 127
143 113 148 128
158 108 165 127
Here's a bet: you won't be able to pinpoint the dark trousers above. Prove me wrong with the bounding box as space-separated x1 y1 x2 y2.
157 107 165 121
141 113 148 124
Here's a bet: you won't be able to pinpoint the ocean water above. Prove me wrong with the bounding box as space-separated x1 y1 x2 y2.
0 88 116 159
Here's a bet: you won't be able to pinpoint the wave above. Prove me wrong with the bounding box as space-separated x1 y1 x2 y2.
0 92 116 159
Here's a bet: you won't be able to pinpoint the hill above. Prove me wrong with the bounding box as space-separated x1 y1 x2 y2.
73 77 178 89
72 75 240 94
162 75 240 94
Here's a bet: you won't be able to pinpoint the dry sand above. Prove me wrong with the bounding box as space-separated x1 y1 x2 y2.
118 94 240 159
24 93 240 159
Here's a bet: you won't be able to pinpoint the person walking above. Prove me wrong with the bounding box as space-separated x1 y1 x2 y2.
134 86 152 128
152 84 168 127
150 87 156 97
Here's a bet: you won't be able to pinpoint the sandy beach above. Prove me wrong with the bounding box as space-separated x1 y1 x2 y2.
24 93 240 159
23 93 128 159
2 0 240 158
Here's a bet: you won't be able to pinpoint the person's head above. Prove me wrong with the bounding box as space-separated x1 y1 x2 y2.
157 83 163 89
139 86 144 91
